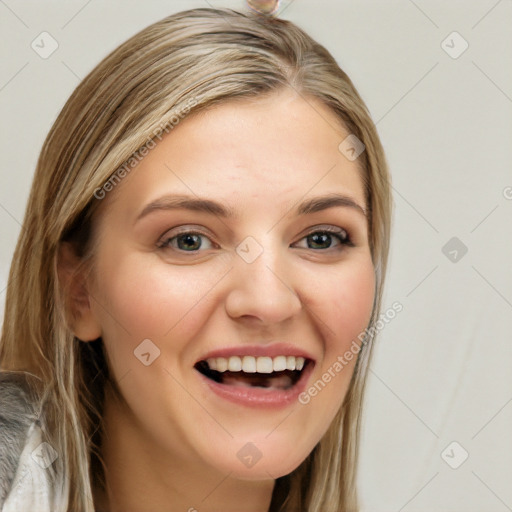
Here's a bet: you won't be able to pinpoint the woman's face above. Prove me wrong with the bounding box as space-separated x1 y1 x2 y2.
82 89 375 480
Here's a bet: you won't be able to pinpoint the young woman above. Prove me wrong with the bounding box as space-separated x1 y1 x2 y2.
0 7 391 512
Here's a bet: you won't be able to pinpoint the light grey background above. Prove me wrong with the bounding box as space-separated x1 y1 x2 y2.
1 1 511 511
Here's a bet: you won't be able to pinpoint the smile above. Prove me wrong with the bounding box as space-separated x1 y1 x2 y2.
193 343 316 407
195 355 310 390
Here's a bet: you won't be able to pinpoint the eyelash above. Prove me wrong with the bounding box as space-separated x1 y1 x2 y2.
156 226 354 253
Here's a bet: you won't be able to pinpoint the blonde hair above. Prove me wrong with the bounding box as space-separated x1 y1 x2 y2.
0 8 391 511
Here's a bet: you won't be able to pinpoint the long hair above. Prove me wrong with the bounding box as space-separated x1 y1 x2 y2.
0 8 392 511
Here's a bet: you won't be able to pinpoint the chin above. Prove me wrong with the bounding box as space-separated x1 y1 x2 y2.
202 435 313 481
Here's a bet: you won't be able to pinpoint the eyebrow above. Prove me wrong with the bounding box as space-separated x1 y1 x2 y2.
135 192 367 223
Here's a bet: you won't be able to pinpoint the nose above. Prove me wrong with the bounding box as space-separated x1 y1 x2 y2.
224 240 302 326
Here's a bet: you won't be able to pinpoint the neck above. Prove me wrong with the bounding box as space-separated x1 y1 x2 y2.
94 387 275 512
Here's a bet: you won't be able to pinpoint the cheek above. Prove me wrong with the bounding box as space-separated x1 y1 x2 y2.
285 256 375 451
314 257 375 350
90 251 220 359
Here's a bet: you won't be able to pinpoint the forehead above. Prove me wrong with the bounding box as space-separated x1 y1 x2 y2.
99 89 367 221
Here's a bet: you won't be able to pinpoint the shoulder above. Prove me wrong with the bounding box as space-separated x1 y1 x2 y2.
0 372 41 508
0 373 67 512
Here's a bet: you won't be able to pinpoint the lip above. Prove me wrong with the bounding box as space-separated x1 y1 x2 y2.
195 344 316 408
196 343 315 363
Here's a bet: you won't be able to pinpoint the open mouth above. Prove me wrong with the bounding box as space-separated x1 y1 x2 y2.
194 355 312 391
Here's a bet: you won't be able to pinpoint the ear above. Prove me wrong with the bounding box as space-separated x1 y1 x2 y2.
57 241 102 342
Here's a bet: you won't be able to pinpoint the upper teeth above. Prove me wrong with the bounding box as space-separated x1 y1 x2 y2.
206 355 306 374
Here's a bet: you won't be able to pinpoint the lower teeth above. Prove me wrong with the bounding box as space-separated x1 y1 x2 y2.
221 373 294 390
194 361 304 390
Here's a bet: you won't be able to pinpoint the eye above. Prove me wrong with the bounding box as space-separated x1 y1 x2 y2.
157 229 215 252
157 226 354 254
293 226 354 251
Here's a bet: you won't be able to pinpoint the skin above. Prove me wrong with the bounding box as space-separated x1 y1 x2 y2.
247 0 279 14
62 88 375 511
